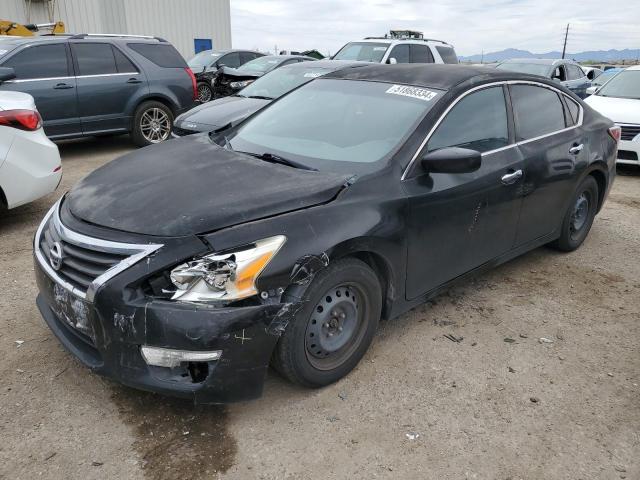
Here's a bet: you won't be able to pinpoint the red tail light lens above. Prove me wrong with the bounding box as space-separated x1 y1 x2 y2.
608 126 621 143
185 67 197 101
0 109 42 131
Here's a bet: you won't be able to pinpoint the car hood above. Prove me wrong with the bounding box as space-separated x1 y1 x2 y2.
220 66 264 80
585 95 640 124
176 96 270 131
65 135 351 237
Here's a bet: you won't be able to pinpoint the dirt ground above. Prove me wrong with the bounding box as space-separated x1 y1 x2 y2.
1 135 638 480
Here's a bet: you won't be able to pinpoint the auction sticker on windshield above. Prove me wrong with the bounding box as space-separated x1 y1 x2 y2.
386 84 437 101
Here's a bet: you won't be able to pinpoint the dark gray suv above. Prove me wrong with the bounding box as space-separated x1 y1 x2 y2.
0 34 197 146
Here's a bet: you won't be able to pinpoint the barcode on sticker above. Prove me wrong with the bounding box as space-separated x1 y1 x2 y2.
386 85 437 101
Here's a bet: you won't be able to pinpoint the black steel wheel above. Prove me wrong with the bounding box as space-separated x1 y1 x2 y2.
551 175 599 251
272 258 382 388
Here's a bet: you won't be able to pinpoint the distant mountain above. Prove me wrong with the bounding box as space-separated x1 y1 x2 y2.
460 48 640 63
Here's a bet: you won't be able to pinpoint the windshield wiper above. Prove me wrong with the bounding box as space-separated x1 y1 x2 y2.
239 151 316 171
245 95 273 100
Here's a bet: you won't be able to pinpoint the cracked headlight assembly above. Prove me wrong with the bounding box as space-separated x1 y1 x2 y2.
230 79 254 89
169 235 286 302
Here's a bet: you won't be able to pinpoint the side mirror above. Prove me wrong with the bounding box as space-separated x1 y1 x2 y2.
0 67 16 83
386 57 397 65
586 70 596 80
585 85 598 96
421 147 481 174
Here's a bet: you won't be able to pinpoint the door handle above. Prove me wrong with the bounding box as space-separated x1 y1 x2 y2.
501 169 523 185
569 144 584 155
126 78 142 84
53 83 73 89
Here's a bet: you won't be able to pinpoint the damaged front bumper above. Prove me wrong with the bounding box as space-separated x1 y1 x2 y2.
32 201 299 404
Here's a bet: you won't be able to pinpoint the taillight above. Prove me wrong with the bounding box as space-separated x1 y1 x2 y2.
0 109 42 131
185 67 197 101
608 126 621 143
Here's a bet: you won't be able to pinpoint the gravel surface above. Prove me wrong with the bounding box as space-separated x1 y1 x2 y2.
1 136 638 480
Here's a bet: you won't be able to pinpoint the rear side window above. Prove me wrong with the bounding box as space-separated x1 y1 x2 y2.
239 52 255 64
72 43 117 75
127 43 186 68
436 46 458 64
510 85 566 140
428 86 509 153
3 43 68 79
563 96 580 126
113 47 138 73
389 44 410 63
410 44 434 63
220 52 241 68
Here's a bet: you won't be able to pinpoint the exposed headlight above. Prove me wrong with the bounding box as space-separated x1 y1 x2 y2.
169 235 286 302
230 79 255 89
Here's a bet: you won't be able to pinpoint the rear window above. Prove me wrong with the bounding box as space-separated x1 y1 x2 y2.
127 43 186 68
435 46 458 64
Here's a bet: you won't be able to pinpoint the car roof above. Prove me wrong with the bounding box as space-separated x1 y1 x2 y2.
323 63 559 91
279 59 372 71
202 49 263 55
627 65 640 71
501 58 577 65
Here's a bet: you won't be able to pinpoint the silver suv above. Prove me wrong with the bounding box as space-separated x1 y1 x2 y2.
333 30 458 65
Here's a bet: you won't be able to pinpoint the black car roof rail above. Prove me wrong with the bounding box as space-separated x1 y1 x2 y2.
363 36 451 46
68 33 166 42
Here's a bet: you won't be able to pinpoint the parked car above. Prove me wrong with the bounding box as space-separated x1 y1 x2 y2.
585 67 624 95
581 66 603 81
187 49 265 103
585 66 640 166
0 72 61 210
0 34 196 146
172 60 368 137
332 35 458 65
212 55 316 98
496 58 591 98
33 64 618 404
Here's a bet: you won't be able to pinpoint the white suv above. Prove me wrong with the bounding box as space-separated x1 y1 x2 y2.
333 31 458 65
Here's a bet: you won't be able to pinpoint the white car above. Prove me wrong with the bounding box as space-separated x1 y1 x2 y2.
0 84 61 209
585 66 640 167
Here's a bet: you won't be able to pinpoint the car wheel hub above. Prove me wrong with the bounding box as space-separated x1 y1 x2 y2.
571 193 589 232
140 108 171 143
306 285 359 361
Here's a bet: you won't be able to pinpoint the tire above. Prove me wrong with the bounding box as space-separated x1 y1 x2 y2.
131 101 174 147
272 258 382 388
551 176 599 252
196 82 213 103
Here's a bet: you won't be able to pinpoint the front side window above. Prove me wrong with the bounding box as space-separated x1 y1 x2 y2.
389 44 410 63
567 64 584 80
332 42 389 62
72 43 117 75
228 79 443 173
596 70 640 100
3 43 68 79
427 86 509 153
510 85 566 140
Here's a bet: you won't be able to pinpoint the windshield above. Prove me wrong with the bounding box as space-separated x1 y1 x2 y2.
593 70 619 87
333 42 389 62
227 79 443 173
239 66 333 100
237 56 282 74
596 70 640 99
188 51 222 68
495 62 551 77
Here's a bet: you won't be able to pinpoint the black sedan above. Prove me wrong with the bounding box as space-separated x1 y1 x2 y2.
33 65 618 404
212 54 316 98
172 60 368 137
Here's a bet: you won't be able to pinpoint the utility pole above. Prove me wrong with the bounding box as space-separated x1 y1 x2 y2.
481 49 484 64
561 23 569 59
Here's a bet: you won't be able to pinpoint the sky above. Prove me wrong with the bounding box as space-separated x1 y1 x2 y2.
230 0 640 57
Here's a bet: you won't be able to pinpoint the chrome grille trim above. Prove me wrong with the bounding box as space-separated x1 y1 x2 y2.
34 198 163 302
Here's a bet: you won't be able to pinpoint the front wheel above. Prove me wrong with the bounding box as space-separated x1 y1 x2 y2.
272 258 382 388
196 82 213 103
131 101 174 147
551 176 599 251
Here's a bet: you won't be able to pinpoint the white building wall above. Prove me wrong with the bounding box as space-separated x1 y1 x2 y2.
2 0 231 58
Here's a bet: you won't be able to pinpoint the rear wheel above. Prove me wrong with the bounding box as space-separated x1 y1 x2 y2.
196 82 213 103
551 176 599 251
131 101 173 147
272 258 381 388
